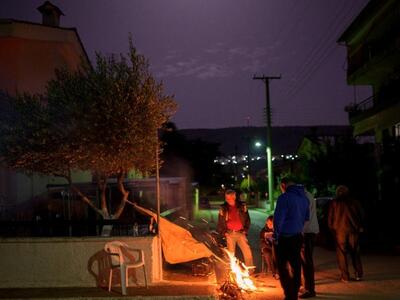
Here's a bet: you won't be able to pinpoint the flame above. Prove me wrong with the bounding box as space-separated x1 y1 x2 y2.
224 249 257 291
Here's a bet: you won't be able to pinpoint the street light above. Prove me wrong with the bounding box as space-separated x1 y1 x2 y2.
247 140 263 197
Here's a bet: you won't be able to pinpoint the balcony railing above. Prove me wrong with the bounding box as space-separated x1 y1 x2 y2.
346 93 399 121
345 95 374 115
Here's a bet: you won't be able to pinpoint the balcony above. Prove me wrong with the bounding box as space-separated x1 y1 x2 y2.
346 94 400 135
347 31 400 84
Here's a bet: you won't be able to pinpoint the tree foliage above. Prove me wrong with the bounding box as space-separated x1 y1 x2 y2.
294 136 378 199
160 122 229 190
0 40 176 219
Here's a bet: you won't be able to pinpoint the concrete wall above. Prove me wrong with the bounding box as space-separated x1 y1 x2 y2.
0 169 91 207
0 236 161 288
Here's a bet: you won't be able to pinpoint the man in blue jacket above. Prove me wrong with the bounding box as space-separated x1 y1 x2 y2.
274 177 310 300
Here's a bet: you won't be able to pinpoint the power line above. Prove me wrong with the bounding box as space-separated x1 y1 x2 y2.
284 1 355 98
285 2 361 100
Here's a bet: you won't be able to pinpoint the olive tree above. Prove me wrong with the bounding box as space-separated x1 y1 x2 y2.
0 40 176 219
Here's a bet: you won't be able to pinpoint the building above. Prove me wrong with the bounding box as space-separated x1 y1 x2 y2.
338 0 400 241
0 1 91 209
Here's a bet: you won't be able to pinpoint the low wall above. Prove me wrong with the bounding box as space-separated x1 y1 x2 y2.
0 236 161 288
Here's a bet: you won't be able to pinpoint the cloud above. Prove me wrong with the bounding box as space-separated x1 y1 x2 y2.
155 57 232 79
155 43 280 79
196 63 233 79
163 50 179 61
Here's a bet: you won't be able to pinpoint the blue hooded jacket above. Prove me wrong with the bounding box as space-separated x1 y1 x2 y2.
274 184 310 239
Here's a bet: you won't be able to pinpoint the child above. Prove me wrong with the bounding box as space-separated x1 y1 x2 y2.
260 215 278 279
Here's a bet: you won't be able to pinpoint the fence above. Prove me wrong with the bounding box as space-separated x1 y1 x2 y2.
0 219 155 237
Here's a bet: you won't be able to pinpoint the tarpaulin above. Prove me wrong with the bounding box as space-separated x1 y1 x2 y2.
131 202 213 264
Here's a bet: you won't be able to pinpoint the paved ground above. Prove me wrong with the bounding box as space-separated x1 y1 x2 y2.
0 284 217 300
195 207 400 299
1 208 399 299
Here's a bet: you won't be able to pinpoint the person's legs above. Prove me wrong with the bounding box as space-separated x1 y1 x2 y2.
287 234 303 299
226 232 237 255
278 235 302 300
335 234 350 281
348 233 363 279
300 233 316 297
301 233 316 293
263 248 274 273
236 232 254 267
276 237 292 299
272 243 278 275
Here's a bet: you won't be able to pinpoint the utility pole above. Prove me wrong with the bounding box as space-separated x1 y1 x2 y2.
253 75 281 211
155 129 162 280
246 117 251 193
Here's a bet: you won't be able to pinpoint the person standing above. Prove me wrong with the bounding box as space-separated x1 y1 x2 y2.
274 177 310 300
299 190 319 298
217 189 254 269
328 185 364 282
260 215 278 279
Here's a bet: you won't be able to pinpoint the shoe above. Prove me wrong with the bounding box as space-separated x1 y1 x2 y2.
341 277 349 283
355 276 362 281
299 291 316 298
272 273 280 280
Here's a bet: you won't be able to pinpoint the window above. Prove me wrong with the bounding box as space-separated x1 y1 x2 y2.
394 123 400 138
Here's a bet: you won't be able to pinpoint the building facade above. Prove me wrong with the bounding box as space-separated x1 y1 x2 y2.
0 2 91 210
338 0 400 241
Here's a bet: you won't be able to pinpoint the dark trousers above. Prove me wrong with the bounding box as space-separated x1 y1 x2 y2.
262 245 277 274
276 234 303 300
301 233 316 293
335 232 363 280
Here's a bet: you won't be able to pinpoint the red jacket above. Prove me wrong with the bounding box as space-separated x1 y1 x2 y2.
217 201 251 235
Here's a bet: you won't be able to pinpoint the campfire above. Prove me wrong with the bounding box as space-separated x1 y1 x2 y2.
218 249 257 299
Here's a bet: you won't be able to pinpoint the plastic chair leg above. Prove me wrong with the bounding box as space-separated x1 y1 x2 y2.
108 269 113 292
121 265 127 295
143 265 148 288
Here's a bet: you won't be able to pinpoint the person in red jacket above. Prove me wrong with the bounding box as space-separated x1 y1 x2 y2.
217 189 254 269
328 185 364 282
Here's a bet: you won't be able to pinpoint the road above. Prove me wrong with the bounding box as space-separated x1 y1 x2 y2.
194 207 400 299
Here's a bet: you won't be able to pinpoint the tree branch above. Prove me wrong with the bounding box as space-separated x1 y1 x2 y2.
98 175 109 217
113 170 129 219
69 183 104 218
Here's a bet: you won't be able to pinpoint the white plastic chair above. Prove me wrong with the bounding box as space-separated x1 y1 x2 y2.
104 241 148 295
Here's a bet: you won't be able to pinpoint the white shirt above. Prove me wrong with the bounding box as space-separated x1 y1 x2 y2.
303 190 320 234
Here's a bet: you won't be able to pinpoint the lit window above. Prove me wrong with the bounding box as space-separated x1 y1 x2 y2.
394 123 400 137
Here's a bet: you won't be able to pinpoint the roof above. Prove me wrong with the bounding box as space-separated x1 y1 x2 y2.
37 1 65 17
0 18 90 65
337 0 395 43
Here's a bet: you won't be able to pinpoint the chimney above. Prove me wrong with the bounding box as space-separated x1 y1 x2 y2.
37 1 64 27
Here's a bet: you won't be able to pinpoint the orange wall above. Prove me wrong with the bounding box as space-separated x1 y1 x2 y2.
0 37 83 95
0 34 88 205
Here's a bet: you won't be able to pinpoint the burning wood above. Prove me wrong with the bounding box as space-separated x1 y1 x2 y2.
218 249 257 299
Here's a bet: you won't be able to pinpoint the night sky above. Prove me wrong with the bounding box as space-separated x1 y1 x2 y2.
1 0 371 129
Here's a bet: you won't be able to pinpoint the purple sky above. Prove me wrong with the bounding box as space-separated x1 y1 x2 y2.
1 0 371 129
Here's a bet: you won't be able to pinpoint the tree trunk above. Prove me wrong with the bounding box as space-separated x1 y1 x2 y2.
97 177 109 218
57 171 106 218
113 171 129 219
